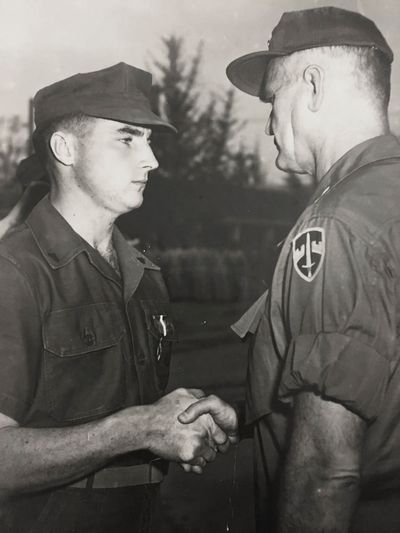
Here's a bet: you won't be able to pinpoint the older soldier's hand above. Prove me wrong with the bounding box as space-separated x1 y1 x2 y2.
178 394 239 474
147 388 228 469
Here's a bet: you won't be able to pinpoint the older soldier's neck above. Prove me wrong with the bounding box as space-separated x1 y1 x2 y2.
314 115 390 183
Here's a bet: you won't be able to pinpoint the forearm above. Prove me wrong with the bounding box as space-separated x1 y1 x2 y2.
279 457 360 532
0 405 152 494
0 387 226 493
278 392 365 533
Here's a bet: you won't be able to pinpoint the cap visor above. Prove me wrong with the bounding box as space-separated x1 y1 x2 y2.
87 107 177 133
132 109 177 133
226 51 278 97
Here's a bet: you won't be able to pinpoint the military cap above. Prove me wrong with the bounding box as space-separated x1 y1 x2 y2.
33 62 176 132
227 6 393 97
16 154 48 188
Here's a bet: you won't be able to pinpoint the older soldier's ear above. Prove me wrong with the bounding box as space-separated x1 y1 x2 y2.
303 65 324 113
49 131 75 167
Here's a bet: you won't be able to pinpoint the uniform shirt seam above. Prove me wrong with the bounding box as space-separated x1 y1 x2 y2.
305 212 391 254
0 253 43 319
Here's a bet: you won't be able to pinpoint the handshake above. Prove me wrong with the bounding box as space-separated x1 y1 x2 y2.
147 388 239 474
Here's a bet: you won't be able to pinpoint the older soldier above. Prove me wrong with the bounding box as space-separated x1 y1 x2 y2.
223 6 400 532
0 63 237 532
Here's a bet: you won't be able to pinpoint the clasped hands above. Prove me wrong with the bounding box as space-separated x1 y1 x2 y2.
149 388 238 474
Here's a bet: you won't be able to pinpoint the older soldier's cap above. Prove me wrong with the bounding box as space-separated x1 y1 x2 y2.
33 62 176 132
227 6 393 97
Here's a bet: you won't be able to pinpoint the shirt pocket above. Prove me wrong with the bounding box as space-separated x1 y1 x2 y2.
140 299 178 391
43 302 127 423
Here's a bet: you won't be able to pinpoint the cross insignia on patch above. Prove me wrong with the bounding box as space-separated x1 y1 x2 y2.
292 227 325 282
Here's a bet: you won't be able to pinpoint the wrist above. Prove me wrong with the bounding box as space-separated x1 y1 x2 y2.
101 405 155 456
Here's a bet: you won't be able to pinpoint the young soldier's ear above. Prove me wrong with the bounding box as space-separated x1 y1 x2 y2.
49 131 75 166
303 65 324 112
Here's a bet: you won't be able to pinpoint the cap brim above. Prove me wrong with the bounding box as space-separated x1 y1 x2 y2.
129 109 177 133
89 108 177 133
226 50 282 97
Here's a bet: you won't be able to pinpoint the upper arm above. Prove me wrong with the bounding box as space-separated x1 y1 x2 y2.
0 255 41 423
279 216 395 421
290 392 366 471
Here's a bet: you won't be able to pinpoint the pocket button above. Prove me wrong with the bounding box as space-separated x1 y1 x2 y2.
83 327 96 347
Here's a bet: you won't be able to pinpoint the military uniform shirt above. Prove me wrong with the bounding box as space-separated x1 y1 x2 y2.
0 196 176 428
239 135 400 496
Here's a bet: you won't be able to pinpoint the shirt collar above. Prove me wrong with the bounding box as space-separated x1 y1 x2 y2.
113 228 160 273
310 134 400 204
27 195 160 276
27 195 88 268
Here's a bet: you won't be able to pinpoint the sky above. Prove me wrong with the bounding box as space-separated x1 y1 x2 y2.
0 0 399 186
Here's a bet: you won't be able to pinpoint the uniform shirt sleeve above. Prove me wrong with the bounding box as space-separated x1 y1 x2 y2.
0 255 42 423
278 215 396 422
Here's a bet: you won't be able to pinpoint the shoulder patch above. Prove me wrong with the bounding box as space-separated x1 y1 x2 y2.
292 227 325 282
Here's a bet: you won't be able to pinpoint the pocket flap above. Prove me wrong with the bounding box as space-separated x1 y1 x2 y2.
44 302 126 356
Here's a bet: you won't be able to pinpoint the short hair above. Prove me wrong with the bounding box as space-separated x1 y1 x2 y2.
351 46 391 108
32 113 94 174
270 45 391 111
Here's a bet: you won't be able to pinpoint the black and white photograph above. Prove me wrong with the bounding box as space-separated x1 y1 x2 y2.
0 0 399 531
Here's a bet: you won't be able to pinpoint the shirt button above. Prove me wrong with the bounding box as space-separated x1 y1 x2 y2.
83 327 96 346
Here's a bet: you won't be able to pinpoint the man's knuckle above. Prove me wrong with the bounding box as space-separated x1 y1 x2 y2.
192 437 202 451
180 446 193 463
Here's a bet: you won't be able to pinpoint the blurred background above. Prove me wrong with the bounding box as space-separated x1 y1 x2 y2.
0 0 399 531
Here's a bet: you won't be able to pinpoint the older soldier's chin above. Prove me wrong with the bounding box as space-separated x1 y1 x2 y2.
275 155 294 174
274 146 289 172
275 154 307 175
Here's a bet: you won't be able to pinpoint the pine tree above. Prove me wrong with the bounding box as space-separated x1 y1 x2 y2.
150 35 264 186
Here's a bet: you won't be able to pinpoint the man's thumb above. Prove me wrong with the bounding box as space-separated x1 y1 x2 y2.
178 403 203 424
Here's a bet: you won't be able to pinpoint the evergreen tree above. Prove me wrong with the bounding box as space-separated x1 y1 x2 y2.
150 35 264 187
0 116 28 213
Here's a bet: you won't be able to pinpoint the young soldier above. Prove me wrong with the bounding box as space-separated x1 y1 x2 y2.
0 62 237 532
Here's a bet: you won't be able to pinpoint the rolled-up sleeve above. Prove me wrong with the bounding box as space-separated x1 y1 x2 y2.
0 255 41 423
278 215 396 422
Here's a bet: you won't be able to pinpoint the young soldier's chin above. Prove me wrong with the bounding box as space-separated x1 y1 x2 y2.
126 192 145 211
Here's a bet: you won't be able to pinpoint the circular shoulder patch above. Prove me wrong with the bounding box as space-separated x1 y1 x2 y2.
292 227 325 282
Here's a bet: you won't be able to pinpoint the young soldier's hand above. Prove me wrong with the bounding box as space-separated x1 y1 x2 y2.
146 388 228 467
